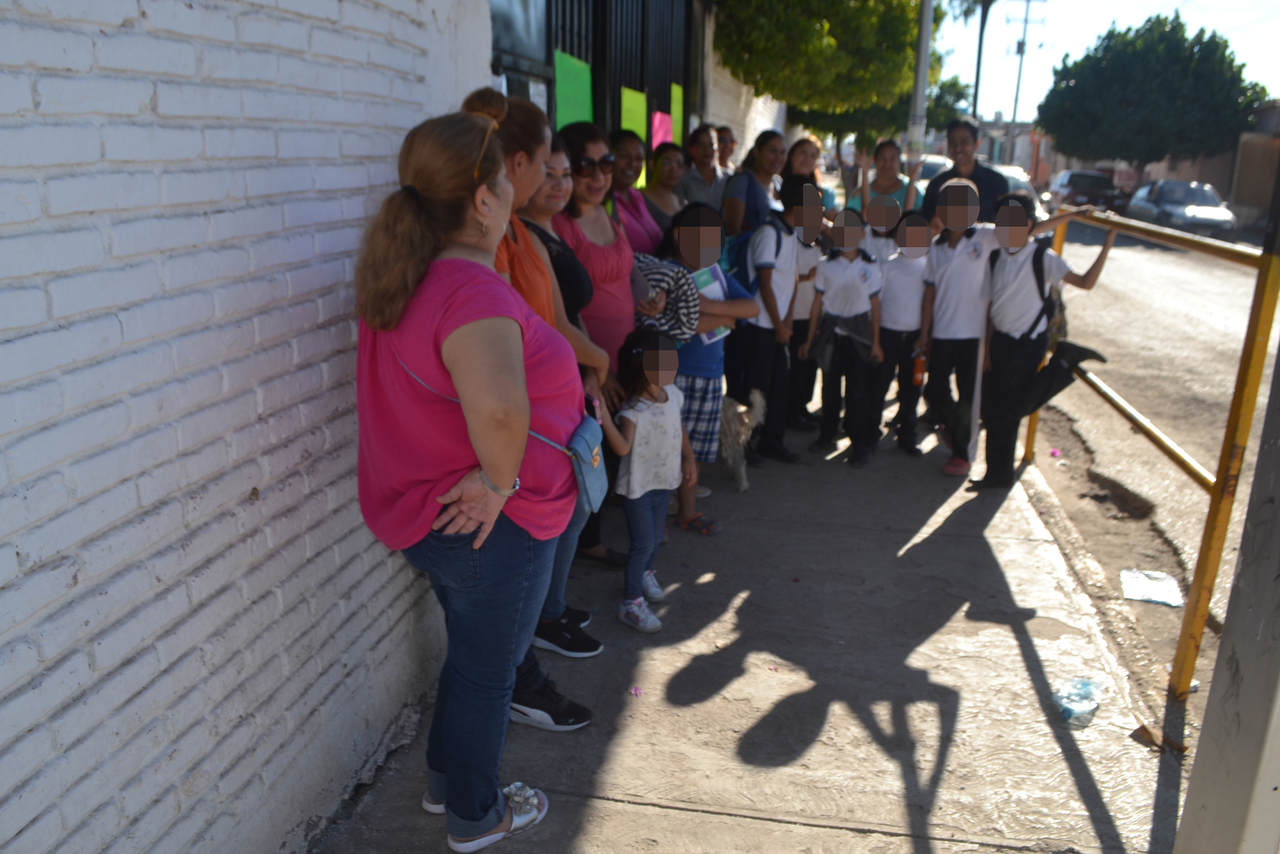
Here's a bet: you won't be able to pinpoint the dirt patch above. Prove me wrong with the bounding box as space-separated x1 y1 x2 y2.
1032 406 1218 728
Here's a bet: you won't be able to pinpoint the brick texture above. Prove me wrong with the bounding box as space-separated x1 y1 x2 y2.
0 2 489 852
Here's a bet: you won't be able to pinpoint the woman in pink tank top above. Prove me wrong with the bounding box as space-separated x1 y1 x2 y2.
355 99 586 849
552 122 637 375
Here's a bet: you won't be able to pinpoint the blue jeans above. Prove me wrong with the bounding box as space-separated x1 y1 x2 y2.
401 513 555 838
541 496 591 621
622 489 669 600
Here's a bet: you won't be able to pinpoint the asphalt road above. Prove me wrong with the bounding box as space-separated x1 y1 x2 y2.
1053 222 1278 620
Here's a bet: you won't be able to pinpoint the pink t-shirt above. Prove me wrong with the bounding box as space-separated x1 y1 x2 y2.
552 211 636 374
614 187 663 255
357 258 583 549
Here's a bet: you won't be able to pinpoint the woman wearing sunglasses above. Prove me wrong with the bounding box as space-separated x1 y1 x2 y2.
608 128 664 254
553 122 637 376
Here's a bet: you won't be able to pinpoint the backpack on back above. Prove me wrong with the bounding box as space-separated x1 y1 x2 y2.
722 212 785 296
988 242 1056 340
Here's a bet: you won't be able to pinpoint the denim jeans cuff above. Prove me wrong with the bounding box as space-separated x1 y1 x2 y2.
447 788 506 839
427 766 447 806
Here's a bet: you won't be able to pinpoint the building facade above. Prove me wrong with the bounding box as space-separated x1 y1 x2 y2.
0 3 488 853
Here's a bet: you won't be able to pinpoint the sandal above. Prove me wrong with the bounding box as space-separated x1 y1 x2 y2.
448 783 548 853
675 513 721 535
575 547 627 568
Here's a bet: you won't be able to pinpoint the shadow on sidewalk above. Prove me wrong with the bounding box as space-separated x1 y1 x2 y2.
312 430 1140 853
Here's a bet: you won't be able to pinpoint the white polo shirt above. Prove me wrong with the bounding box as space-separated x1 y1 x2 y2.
862 227 897 265
791 236 823 321
745 215 798 330
878 249 929 333
982 245 1075 338
924 224 1001 340
816 250 882 332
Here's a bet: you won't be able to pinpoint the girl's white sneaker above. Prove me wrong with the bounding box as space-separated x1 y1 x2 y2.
618 597 662 632
641 570 665 602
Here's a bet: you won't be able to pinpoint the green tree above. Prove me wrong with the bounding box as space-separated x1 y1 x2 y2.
789 75 970 143
948 0 997 118
1036 12 1268 177
712 0 921 113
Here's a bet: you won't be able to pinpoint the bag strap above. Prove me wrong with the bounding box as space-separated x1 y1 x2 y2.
394 355 569 453
1021 243 1054 340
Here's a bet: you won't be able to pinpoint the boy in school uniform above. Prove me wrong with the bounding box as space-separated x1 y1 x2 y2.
871 214 932 456
799 209 885 467
739 175 823 463
974 192 1117 488
922 178 1079 477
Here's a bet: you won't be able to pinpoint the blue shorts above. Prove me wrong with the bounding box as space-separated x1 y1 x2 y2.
675 373 722 463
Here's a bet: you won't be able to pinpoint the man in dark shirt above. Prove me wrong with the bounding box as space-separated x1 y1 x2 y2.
920 116 1010 224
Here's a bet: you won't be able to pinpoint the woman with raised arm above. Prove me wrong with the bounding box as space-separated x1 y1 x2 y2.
356 110 586 852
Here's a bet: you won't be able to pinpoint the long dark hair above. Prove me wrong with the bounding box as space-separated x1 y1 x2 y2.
616 328 677 402
559 121 612 217
739 129 782 172
781 136 822 186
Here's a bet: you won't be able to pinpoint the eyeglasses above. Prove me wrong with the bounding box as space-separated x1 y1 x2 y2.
473 116 498 181
572 154 615 177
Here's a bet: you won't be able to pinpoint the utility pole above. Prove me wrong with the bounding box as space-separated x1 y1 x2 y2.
1007 0 1043 163
971 0 995 120
906 0 933 162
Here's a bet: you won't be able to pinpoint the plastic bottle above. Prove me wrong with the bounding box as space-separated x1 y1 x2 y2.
912 350 926 387
1052 678 1103 729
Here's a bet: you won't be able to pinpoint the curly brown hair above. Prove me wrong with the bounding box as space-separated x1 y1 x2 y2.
355 112 505 330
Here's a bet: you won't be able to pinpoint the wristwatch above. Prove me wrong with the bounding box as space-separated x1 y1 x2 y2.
479 470 520 498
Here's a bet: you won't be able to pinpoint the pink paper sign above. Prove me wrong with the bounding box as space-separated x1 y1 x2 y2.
650 111 672 147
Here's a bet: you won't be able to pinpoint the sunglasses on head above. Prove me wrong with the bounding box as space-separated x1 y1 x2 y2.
573 154 615 177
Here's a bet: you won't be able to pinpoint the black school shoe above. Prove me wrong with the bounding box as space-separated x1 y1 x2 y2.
561 605 590 628
757 441 800 463
531 615 603 658
510 679 593 731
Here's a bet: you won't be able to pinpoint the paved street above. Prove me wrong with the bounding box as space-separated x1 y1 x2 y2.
1055 223 1278 619
311 432 1171 854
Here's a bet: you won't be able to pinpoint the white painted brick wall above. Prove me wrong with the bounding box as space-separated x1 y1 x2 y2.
0 2 490 853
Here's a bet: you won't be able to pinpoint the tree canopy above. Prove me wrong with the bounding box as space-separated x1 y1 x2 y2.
1036 12 1269 170
712 0 922 114
789 76 971 145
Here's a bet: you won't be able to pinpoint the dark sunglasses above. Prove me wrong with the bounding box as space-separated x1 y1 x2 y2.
573 154 615 177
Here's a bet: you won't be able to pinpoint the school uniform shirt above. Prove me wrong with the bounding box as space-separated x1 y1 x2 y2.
815 250 882 332
878 250 929 333
862 226 897 264
982 245 1076 338
615 384 686 499
924 224 1001 340
744 215 799 331
792 237 823 322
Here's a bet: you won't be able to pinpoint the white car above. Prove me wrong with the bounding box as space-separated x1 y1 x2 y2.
992 164 1049 222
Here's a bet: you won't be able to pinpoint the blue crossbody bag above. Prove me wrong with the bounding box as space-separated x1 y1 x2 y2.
396 356 608 514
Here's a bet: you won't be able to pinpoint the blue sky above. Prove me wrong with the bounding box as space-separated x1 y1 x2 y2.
933 0 1280 123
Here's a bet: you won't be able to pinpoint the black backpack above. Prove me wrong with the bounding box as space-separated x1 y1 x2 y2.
988 243 1057 340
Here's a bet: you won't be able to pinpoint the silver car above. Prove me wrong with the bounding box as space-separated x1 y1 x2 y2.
992 164 1049 222
1125 180 1238 241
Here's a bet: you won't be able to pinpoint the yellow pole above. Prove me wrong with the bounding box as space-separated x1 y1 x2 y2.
1021 221 1071 465
1169 231 1280 700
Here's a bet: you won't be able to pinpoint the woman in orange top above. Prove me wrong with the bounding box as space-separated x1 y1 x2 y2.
461 88 610 395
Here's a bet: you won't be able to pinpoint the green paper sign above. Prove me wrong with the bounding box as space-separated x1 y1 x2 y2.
553 50 592 129
620 86 648 187
671 83 684 144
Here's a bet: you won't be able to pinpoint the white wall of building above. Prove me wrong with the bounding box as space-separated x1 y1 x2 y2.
698 11 786 167
0 2 489 852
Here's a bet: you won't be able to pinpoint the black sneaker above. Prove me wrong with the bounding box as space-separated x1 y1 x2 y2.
531 616 603 658
848 450 870 468
744 446 765 468
510 679 593 731
897 441 923 457
561 605 590 628
758 442 800 464
785 416 818 433
809 437 838 454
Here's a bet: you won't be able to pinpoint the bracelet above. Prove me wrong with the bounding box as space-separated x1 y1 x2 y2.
479 469 519 498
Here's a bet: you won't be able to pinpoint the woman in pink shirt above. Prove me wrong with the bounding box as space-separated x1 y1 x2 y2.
608 128 664 254
355 108 585 851
553 122 637 375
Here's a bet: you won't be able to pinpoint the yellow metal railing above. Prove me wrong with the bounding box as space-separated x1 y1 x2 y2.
1021 206 1279 701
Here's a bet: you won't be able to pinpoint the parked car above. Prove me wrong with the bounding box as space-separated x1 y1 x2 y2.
1125 180 1238 241
992 164 1049 222
911 153 953 205
1046 170 1130 214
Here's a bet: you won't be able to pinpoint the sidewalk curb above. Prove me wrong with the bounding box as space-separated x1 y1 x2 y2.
1019 462 1167 726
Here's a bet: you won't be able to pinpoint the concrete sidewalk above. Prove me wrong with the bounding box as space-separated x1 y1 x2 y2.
309 431 1168 854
